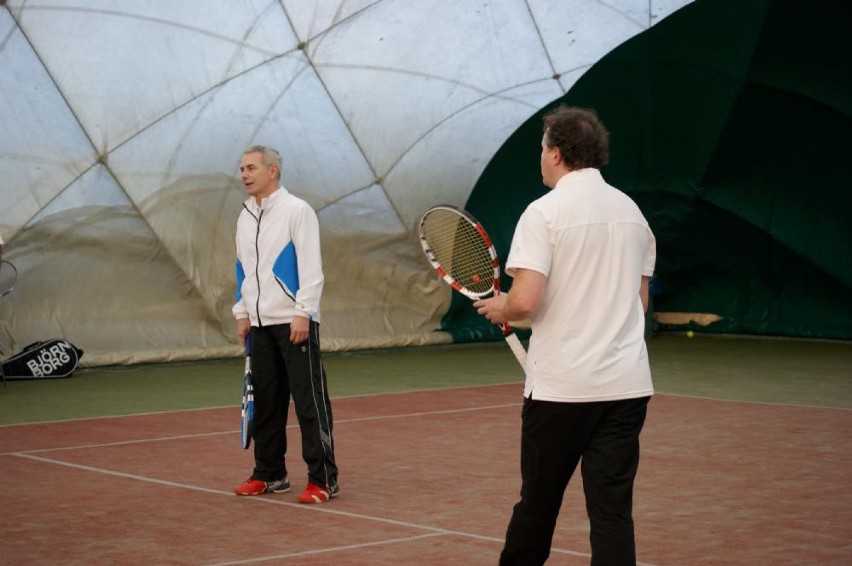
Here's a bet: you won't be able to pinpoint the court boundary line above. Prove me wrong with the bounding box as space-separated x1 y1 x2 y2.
0 402 522 457
2 383 847 430
0 381 521 429
657 391 852 411
11 451 603 563
206 533 447 566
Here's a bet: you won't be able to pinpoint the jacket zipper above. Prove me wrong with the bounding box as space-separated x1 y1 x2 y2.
254 208 263 327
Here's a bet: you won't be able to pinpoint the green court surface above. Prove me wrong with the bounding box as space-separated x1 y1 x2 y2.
1 334 850 426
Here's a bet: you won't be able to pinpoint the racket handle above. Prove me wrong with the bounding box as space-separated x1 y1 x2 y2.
504 332 527 369
244 334 251 356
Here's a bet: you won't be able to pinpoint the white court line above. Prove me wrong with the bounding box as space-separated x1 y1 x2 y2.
0 381 522 429
1 402 522 456
10 452 597 563
2 382 843 431
657 391 852 411
206 533 445 566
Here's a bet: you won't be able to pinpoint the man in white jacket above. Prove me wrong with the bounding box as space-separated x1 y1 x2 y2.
232 145 339 504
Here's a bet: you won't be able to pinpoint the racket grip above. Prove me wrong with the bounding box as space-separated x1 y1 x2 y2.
504 332 527 369
244 334 251 356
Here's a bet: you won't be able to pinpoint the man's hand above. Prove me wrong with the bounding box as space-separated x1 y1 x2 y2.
236 318 250 346
290 315 309 344
474 294 509 325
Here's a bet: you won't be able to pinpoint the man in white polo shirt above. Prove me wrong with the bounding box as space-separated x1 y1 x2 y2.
476 105 656 565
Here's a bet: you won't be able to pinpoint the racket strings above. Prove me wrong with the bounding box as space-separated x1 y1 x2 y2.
422 210 495 295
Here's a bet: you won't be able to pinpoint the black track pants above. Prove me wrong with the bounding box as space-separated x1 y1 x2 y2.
500 396 649 566
249 322 338 488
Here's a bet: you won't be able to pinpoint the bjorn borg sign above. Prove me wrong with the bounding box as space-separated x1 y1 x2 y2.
1 339 84 381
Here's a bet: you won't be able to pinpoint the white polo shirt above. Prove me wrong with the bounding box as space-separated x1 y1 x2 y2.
507 168 656 402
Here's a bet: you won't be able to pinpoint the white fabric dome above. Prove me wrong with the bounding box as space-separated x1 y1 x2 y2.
0 0 691 365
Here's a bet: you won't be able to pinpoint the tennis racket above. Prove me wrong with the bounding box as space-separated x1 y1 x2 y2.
419 205 527 368
240 335 254 449
0 261 17 299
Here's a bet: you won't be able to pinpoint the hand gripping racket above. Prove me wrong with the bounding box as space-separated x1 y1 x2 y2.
419 205 527 368
0 261 18 299
240 335 254 449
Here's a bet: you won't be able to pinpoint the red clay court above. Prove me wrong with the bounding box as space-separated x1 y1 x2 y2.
2 339 851 566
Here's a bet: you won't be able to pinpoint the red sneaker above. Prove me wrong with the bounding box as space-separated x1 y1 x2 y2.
233 477 290 496
297 481 340 504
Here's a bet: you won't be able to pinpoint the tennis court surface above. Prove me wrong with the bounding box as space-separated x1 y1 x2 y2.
1 337 850 564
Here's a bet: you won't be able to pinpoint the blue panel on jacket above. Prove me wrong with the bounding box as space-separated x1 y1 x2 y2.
273 242 300 300
235 259 245 301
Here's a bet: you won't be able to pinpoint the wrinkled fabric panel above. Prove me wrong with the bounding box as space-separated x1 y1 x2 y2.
0 1 691 365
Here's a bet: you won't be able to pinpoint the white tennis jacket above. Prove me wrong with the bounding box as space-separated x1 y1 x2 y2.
233 187 324 326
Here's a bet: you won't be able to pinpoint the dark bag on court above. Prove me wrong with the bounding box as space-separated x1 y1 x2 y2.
1 339 84 381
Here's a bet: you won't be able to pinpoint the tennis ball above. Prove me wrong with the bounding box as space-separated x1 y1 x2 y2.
686 330 694 338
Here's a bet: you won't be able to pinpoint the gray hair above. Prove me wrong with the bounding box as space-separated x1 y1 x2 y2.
243 145 282 179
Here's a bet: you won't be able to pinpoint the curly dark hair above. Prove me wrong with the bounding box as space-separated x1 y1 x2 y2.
542 105 609 170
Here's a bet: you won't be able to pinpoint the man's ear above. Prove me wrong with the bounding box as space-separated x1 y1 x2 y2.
551 146 563 166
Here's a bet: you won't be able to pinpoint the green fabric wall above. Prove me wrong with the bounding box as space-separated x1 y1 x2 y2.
448 0 852 341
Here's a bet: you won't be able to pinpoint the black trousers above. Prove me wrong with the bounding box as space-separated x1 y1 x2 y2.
500 396 650 566
249 322 338 488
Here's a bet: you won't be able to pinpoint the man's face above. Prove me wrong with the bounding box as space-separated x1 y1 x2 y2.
540 133 560 189
240 152 278 200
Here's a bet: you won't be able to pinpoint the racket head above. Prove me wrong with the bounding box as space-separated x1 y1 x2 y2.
240 335 253 449
0 260 18 298
418 205 500 300
240 372 253 449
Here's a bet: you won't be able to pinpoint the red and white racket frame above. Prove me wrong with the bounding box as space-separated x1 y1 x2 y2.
419 205 528 368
